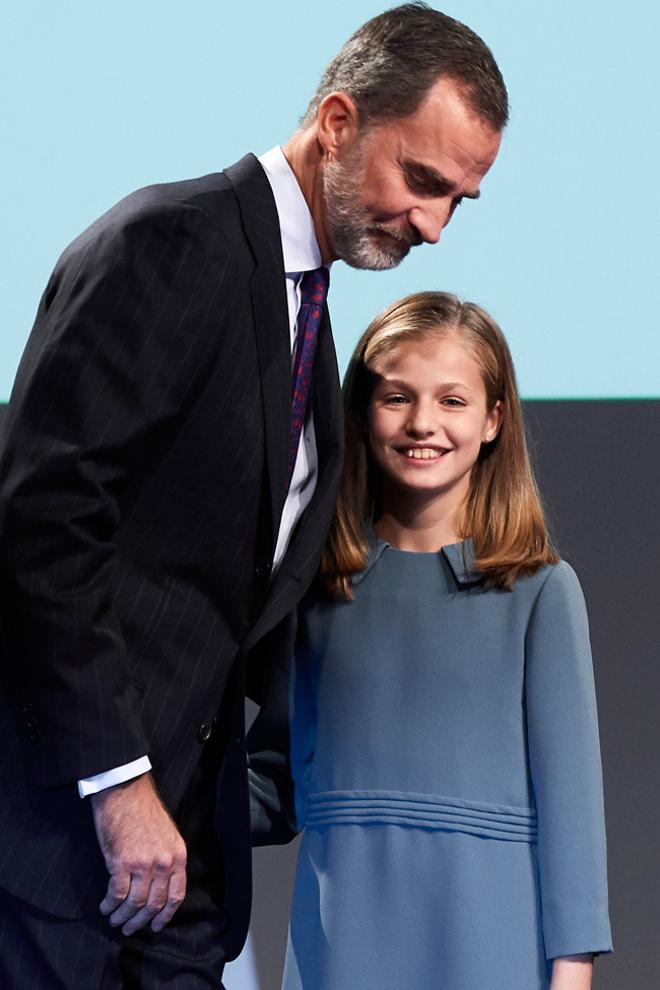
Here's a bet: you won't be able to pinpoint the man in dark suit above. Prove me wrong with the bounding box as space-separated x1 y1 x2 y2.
0 6 507 987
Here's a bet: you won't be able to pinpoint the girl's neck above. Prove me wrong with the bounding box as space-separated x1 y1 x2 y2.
374 487 464 553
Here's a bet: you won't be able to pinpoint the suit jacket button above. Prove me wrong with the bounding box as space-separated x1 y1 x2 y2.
255 560 272 581
197 721 212 743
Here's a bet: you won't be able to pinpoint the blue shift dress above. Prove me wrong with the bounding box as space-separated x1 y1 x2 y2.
249 539 612 989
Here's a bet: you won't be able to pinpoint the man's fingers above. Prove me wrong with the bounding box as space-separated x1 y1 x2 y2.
120 898 160 937
91 774 188 934
120 871 171 936
99 870 131 916
107 873 152 928
102 847 188 935
150 868 187 933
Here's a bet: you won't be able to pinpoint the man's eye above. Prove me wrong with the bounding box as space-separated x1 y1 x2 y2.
405 172 435 196
407 177 427 194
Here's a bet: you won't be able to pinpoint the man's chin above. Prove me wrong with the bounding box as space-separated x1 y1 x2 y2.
344 253 407 272
341 236 411 271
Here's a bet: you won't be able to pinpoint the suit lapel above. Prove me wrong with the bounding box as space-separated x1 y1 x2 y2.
224 155 344 651
224 155 291 555
246 308 344 650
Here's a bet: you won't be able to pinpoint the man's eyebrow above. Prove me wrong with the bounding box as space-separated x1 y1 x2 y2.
402 160 481 200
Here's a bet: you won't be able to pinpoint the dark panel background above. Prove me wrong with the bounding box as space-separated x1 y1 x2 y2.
1 400 658 987
248 400 660 990
522 400 660 988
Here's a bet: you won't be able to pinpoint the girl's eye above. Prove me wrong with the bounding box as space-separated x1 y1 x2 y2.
383 394 408 405
441 398 465 408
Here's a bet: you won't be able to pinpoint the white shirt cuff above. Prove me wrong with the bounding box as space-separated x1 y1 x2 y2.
77 755 152 798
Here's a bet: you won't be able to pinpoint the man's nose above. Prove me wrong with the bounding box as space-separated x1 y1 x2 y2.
408 201 452 245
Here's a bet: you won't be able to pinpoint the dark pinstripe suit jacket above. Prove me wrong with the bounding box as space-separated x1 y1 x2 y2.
0 154 343 952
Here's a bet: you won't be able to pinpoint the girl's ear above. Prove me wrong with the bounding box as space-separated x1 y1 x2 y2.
482 400 503 444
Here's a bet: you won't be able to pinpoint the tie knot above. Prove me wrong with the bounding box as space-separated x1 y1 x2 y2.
300 266 330 307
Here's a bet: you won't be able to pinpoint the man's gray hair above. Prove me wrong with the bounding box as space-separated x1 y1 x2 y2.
303 3 508 132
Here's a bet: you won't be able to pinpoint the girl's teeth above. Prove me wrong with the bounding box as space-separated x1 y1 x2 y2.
406 448 440 459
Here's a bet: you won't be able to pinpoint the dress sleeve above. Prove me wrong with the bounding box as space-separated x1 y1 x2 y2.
525 562 613 959
247 614 301 847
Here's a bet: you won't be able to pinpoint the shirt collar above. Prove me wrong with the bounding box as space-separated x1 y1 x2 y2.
352 528 482 588
258 146 323 274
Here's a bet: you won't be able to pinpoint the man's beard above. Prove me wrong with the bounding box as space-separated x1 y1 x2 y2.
322 145 421 271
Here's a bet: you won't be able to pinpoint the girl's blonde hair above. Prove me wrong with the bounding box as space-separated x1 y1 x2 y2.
321 291 558 599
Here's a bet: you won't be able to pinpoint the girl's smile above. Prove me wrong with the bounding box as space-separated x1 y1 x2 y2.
368 335 501 514
397 444 450 461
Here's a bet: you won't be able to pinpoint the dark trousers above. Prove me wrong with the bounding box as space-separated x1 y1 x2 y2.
0 888 228 989
0 737 233 988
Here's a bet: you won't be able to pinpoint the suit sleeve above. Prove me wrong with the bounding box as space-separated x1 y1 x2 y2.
0 197 230 787
525 562 613 959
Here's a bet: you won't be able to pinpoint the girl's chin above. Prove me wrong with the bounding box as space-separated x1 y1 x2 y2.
381 471 471 502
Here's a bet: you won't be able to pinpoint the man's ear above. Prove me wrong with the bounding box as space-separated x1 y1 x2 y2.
315 92 360 160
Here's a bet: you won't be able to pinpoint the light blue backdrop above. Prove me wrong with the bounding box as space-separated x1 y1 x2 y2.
0 5 656 988
2 1 659 401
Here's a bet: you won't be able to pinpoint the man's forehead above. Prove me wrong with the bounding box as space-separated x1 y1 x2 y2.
394 80 503 167
365 99 501 185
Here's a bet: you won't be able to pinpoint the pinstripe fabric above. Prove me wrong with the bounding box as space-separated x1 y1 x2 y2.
0 154 343 969
0 888 119 989
0 887 230 989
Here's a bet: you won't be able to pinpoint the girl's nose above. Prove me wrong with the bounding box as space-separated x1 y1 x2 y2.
406 404 437 436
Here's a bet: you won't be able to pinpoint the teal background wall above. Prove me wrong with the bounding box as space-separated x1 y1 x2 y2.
2 0 659 401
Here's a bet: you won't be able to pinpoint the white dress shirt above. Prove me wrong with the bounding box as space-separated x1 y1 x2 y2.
260 145 324 568
78 146 325 796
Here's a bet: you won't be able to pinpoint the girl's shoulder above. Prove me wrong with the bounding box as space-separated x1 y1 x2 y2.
518 556 578 585
441 542 583 600
522 558 582 593
513 558 587 622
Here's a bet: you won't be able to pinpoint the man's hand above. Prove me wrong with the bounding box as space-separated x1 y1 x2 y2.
90 772 187 936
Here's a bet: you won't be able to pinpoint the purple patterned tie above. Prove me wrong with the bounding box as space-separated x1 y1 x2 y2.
288 266 330 480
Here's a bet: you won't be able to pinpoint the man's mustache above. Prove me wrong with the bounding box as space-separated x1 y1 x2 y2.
370 220 423 249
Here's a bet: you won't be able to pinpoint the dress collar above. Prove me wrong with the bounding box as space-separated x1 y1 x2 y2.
351 528 483 588
441 540 482 585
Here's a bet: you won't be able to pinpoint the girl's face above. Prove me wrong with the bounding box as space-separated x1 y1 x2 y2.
367 334 501 508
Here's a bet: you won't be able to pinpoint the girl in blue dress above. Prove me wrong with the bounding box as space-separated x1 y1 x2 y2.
249 292 612 990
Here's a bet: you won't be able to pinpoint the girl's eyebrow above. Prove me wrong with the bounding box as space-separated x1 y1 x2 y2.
377 376 473 392
376 377 412 389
